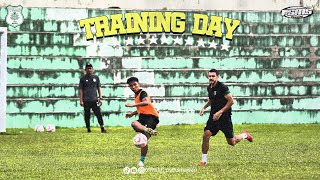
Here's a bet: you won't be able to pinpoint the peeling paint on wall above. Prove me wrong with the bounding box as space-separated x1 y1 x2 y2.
1 7 319 127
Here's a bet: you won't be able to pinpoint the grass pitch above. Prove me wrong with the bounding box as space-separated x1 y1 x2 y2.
0 124 319 179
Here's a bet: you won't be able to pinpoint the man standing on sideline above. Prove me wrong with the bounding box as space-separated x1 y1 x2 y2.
79 63 107 133
199 69 253 165
125 77 159 167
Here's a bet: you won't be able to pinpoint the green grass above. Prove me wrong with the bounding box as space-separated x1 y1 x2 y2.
1 124 320 179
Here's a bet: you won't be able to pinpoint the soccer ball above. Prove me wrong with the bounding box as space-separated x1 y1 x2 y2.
34 125 44 132
133 133 148 148
46 124 56 132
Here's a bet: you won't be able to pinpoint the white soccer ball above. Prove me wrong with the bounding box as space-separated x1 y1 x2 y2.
34 125 44 132
133 133 148 148
46 124 56 132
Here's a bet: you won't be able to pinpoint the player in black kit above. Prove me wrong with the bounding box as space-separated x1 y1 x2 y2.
79 63 107 133
199 69 253 165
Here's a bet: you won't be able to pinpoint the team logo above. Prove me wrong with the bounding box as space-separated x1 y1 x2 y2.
5 5 24 27
281 6 313 18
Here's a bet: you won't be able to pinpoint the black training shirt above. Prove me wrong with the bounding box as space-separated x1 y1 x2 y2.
207 81 232 118
79 74 101 102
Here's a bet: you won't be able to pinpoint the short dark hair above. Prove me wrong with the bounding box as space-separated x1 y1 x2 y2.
127 77 139 84
209 69 219 76
85 63 93 69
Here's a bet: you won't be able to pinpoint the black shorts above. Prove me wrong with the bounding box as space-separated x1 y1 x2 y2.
83 101 99 109
137 114 159 130
204 116 234 138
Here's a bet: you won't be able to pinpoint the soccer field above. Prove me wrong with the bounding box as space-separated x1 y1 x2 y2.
0 124 319 179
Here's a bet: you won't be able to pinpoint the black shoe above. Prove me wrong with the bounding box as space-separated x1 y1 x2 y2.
101 129 107 133
87 128 91 133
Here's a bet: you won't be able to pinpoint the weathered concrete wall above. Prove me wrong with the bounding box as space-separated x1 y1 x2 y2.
0 5 319 128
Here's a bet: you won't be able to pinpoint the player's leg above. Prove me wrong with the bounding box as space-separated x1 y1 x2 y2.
199 130 212 165
137 115 159 167
222 118 253 145
145 115 159 136
242 130 253 142
226 136 241 146
83 102 92 133
141 144 148 157
221 117 238 145
132 115 157 135
200 120 218 165
131 120 147 132
138 144 148 167
133 120 148 167
92 102 106 133
202 130 212 154
226 131 253 145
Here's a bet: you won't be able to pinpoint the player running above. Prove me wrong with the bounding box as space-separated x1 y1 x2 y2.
199 69 253 166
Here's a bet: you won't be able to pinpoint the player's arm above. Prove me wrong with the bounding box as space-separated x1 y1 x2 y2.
213 93 234 120
79 79 84 106
97 77 103 105
126 110 138 118
134 97 149 107
98 87 102 99
199 99 212 116
98 86 103 105
125 97 148 107
125 91 149 107
79 89 84 106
